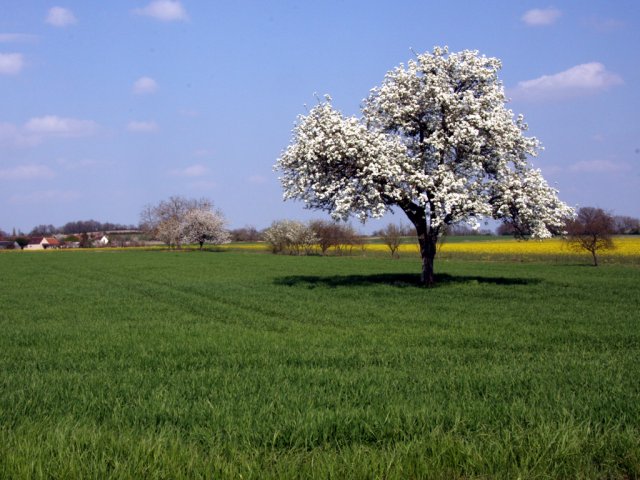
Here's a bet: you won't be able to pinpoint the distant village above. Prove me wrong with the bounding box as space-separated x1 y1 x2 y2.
0 230 149 251
0 218 156 251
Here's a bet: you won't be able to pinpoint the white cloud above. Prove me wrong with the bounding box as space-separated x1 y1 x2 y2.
0 53 25 75
46 7 77 27
170 164 209 177
522 7 561 26
568 160 631 174
0 33 37 43
0 165 55 180
511 63 623 101
127 120 159 133
24 116 98 137
133 1 189 22
132 76 158 95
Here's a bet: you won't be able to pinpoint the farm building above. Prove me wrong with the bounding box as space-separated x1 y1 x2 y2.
0 240 20 250
24 237 61 250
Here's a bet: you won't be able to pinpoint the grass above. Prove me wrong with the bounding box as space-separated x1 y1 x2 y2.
0 250 639 478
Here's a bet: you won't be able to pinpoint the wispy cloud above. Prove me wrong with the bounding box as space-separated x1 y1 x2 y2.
0 33 38 43
9 189 81 204
132 76 158 95
0 53 25 75
133 1 189 22
46 7 77 27
511 62 623 101
24 116 98 137
0 165 55 180
57 158 111 170
170 164 209 177
568 160 631 174
179 108 199 118
585 16 626 33
189 180 217 190
193 148 214 158
127 120 159 133
0 122 39 148
522 7 561 26
247 175 267 185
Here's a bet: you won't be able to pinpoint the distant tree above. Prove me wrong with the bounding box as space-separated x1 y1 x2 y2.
381 224 403 258
230 225 261 242
79 232 92 248
140 196 213 249
496 223 519 236
0 228 7 239
444 224 493 236
263 220 317 255
180 209 230 250
61 219 136 234
371 224 414 237
15 237 29 249
309 220 358 255
29 224 57 236
613 215 640 235
565 207 615 266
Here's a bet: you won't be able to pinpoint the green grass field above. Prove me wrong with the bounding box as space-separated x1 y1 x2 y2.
1 250 638 478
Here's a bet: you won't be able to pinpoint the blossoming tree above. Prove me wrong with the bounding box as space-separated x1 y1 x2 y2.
180 208 230 250
276 47 573 285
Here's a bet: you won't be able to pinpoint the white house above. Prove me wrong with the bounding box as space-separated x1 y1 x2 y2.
24 237 60 250
93 235 109 246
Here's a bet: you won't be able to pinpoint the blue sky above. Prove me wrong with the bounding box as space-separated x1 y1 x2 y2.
1 1 638 234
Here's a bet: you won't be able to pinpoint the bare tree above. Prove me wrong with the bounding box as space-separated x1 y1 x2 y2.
29 224 58 236
565 207 615 266
230 225 261 242
381 224 403 259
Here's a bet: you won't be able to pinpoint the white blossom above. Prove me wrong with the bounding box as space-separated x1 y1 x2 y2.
180 208 230 248
263 219 317 255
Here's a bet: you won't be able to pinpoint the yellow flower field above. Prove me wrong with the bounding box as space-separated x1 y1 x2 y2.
221 237 640 260
370 236 640 258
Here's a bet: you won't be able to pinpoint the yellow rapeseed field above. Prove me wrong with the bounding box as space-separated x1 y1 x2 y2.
223 237 640 260
362 236 640 257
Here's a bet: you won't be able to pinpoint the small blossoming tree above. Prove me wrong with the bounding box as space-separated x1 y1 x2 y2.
276 47 573 285
181 208 230 250
263 219 317 255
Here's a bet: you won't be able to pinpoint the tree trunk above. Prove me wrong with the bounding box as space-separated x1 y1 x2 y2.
399 201 438 287
420 232 438 286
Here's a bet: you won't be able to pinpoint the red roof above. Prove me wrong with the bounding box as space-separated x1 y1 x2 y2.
28 237 60 246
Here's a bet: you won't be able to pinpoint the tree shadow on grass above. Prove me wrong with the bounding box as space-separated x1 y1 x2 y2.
275 273 540 289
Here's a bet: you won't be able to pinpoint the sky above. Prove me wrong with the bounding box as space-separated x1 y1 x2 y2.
1 0 639 234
